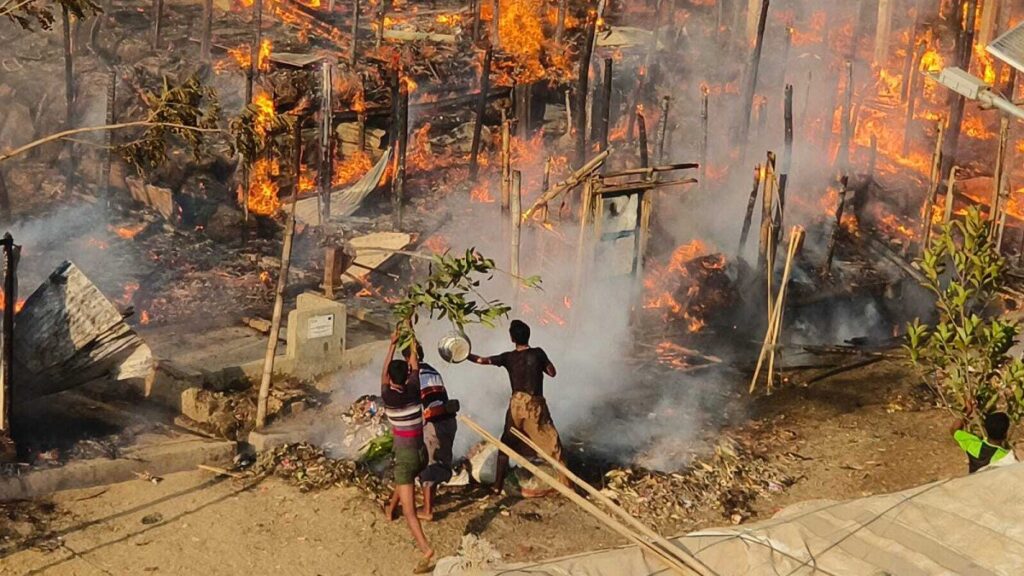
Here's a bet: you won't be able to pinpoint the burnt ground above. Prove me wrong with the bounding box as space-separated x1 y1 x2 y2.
0 358 968 575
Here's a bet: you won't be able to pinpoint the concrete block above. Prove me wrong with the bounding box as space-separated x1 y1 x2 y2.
0 435 236 501
286 292 347 377
247 427 314 452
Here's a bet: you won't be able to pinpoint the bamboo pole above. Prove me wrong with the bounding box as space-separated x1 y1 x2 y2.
658 95 671 165
490 0 499 48
699 90 708 189
100 67 117 199
823 175 849 275
0 171 9 221
0 234 17 437
458 415 702 576
637 110 649 168
349 0 360 67
739 0 770 146
62 6 76 193
469 46 493 181
779 84 793 214
556 0 567 41
500 118 511 213
944 165 959 224
471 0 481 42
250 0 264 97
738 164 762 256
758 152 776 268
575 16 597 168
919 120 945 248
750 226 803 394
201 0 213 62
874 0 893 65
510 170 522 285
941 0 978 179
572 178 595 301
990 116 1010 224
509 428 713 576
256 118 303 429
375 0 386 48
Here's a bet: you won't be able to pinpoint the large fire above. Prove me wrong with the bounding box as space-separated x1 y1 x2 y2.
244 158 282 216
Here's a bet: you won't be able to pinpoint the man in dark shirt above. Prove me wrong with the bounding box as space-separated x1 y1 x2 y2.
468 319 570 494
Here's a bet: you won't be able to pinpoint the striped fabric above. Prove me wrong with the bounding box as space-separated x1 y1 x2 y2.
419 363 451 422
385 402 423 438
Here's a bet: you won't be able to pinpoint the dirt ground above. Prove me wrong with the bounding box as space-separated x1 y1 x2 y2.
0 358 972 576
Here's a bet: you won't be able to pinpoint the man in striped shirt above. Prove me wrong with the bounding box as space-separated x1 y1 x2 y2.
381 331 434 573
403 343 457 521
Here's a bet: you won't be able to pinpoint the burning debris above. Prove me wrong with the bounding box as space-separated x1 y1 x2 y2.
252 442 391 501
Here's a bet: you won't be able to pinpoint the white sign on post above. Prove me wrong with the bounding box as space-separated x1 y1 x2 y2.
307 314 335 339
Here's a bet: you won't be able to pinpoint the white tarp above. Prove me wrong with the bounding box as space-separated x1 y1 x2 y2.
294 147 392 225
437 463 1024 575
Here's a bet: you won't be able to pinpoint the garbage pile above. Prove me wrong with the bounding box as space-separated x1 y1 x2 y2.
601 439 794 527
252 442 392 504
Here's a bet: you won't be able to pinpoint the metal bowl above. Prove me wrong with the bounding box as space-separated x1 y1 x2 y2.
438 330 472 363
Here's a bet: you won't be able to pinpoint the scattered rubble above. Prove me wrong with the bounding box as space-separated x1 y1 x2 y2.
251 442 391 503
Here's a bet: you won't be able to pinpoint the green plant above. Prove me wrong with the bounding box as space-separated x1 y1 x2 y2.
391 249 540 350
906 206 1024 434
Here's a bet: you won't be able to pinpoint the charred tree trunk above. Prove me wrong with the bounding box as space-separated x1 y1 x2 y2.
739 0 770 146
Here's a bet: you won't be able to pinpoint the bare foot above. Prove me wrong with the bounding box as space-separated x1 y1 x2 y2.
416 508 434 522
413 550 436 574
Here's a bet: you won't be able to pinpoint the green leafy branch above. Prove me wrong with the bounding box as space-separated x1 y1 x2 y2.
906 206 1024 433
390 249 540 350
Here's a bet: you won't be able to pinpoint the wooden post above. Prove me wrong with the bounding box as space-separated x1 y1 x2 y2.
319 60 334 224
100 67 117 199
658 95 671 165
738 164 762 256
251 0 264 91
977 0 1000 47
944 166 960 224
500 118 511 213
376 0 386 48
778 84 793 213
62 6 76 193
599 58 613 152
941 0 979 179
699 91 708 189
874 0 893 65
201 0 213 62
990 116 1010 223
514 82 532 139
152 0 164 49
903 42 926 157
0 234 17 454
471 0 481 42
255 119 303 430
469 47 493 181
823 175 849 275
349 0 360 67
556 0 567 41
575 16 597 168
739 0 770 146
0 170 10 221
393 81 409 229
919 119 945 248
637 110 649 168
745 0 761 44
510 170 522 284
836 60 854 174
490 0 500 48
758 152 776 268
357 73 367 150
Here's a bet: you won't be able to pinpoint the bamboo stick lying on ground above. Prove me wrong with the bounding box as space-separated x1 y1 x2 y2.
508 428 714 576
457 415 706 576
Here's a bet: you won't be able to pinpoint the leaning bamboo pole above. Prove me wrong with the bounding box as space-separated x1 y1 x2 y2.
750 226 804 394
944 165 960 224
990 116 1010 225
256 118 303 429
523 150 609 221
509 428 714 576
919 119 945 249
458 415 703 576
510 170 522 285
823 175 849 275
737 164 762 256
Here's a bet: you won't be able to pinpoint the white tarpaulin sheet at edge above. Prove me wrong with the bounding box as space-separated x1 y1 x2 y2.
436 463 1024 575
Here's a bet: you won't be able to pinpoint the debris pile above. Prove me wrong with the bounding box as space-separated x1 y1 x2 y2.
602 439 793 528
252 442 391 503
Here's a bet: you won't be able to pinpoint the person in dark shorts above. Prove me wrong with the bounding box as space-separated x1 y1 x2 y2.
951 409 1017 473
468 319 570 494
402 343 457 520
381 331 434 573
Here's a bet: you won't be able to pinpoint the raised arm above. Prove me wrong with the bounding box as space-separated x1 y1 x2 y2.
467 353 493 365
381 329 399 388
544 360 556 378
